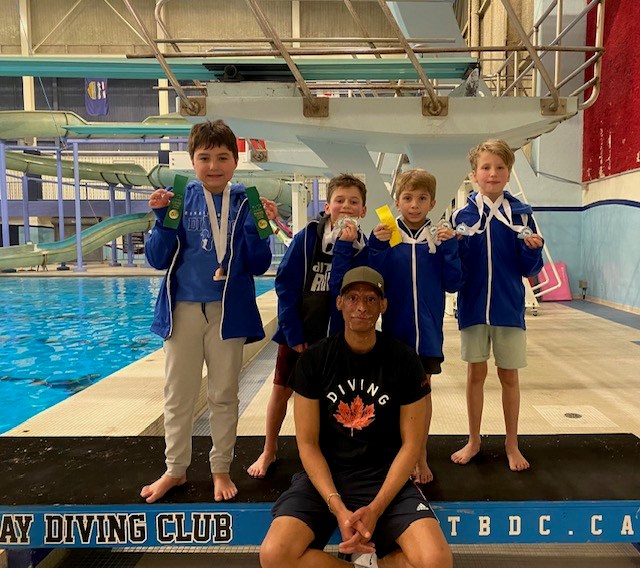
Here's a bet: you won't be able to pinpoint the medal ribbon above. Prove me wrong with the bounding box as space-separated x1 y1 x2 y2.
459 193 528 236
203 183 231 266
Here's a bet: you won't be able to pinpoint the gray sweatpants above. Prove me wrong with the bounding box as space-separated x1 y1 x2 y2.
163 301 245 477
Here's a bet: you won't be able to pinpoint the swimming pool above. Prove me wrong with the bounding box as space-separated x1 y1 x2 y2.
0 276 274 433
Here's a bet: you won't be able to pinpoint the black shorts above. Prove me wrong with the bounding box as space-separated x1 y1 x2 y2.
272 465 436 559
420 356 443 376
273 344 300 387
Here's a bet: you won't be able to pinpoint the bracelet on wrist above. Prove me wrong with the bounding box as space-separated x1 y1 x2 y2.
326 492 341 514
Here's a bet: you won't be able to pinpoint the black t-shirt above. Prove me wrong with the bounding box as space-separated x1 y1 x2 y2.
292 332 429 469
300 221 333 345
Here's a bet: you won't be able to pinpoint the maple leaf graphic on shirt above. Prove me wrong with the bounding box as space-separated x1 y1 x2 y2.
333 396 375 437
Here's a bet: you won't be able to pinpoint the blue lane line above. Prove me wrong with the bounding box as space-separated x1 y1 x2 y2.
564 300 640 331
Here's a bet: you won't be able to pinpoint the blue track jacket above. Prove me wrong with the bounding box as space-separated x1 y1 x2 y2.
272 214 368 347
146 181 272 343
452 191 544 330
368 218 463 358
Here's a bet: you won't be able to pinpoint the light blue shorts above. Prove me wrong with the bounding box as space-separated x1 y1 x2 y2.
460 324 527 369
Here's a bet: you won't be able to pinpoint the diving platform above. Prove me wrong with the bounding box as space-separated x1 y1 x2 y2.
1 434 638 548
0 55 476 83
190 87 578 223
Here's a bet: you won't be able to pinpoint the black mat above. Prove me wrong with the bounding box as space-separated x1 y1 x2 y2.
1 434 639 506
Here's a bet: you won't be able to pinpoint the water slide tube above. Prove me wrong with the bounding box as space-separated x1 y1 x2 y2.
0 212 155 270
0 110 293 216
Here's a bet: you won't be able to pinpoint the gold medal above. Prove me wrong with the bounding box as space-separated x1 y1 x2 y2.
168 209 179 220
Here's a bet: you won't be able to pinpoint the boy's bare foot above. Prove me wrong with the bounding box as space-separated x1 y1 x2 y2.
506 446 530 471
451 442 481 465
412 459 434 484
140 475 186 504
247 451 277 478
213 473 238 501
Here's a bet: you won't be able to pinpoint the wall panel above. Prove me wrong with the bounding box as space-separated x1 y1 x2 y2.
583 0 640 181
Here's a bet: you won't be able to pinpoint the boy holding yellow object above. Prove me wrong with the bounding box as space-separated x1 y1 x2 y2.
369 169 462 483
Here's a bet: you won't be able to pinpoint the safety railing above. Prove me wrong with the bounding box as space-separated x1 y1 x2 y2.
120 0 605 113
475 0 606 111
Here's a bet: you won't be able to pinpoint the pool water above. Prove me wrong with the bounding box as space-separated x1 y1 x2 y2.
0 276 274 433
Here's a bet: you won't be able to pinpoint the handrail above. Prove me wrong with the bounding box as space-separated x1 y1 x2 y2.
136 0 606 111
376 0 442 113
121 0 196 113
343 0 382 60
244 0 313 100
498 0 560 109
128 44 600 59
153 37 458 45
485 0 605 110
578 0 605 110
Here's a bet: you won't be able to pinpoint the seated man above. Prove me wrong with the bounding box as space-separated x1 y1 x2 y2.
260 267 452 567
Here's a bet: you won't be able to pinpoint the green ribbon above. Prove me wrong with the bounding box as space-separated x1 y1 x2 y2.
245 186 273 239
162 174 189 229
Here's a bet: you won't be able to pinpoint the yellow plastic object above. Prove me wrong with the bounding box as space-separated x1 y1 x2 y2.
375 205 402 247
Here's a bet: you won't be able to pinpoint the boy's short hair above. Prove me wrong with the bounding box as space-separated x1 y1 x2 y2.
327 173 367 205
395 169 437 201
468 139 515 171
188 120 239 161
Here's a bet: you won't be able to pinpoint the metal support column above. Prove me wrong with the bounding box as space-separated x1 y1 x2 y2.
0 141 10 248
311 178 320 218
124 185 136 267
108 185 121 267
72 142 86 272
21 174 31 243
142 230 151 268
55 146 69 270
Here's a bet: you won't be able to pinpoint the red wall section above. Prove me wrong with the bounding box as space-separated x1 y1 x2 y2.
583 0 640 182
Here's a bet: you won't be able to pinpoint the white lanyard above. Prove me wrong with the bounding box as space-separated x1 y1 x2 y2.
400 218 437 253
458 194 527 236
202 183 231 265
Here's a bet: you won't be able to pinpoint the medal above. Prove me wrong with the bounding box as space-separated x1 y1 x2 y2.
518 227 533 239
203 185 230 282
456 223 471 236
336 216 359 232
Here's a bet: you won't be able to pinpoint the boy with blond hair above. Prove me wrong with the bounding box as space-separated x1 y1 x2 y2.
451 139 543 471
142 120 277 503
248 174 368 478
369 168 462 483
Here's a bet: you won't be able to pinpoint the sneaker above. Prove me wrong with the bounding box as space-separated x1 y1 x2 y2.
352 552 379 567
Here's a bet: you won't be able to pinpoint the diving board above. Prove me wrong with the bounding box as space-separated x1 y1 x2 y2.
0 55 476 82
1 434 638 548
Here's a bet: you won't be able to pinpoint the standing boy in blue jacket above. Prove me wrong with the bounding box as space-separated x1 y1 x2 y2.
450 139 543 472
368 169 462 483
141 120 277 503
247 174 368 478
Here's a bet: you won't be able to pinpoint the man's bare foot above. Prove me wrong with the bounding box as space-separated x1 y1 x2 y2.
451 441 481 465
213 473 238 501
412 459 434 484
506 446 530 471
247 451 277 478
140 475 186 504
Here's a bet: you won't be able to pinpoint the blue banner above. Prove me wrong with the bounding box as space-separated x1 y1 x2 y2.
0 501 638 548
84 78 108 116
